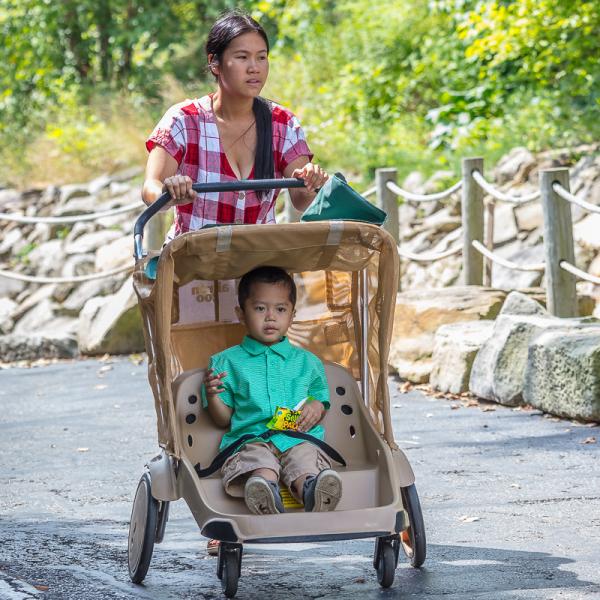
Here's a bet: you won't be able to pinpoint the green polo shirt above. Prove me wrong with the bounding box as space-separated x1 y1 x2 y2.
201 335 330 453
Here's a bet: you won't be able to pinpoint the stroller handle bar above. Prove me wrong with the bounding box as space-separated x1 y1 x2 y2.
133 178 306 260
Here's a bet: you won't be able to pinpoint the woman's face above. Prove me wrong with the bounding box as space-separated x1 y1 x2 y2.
212 32 269 99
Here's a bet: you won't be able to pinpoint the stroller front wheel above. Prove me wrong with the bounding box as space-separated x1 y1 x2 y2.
128 472 159 583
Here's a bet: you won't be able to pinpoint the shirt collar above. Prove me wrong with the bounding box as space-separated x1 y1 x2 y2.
241 335 293 359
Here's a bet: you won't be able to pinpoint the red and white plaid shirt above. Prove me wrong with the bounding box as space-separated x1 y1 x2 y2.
146 94 313 238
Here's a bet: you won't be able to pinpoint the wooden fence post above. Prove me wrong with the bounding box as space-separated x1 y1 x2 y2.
376 167 400 291
540 168 578 317
483 199 495 286
461 157 484 285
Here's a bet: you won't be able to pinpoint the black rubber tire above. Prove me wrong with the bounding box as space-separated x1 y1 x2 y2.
376 542 396 588
128 472 159 583
221 550 240 598
400 483 427 568
155 501 170 544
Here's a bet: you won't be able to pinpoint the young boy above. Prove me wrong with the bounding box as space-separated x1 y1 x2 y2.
202 266 342 515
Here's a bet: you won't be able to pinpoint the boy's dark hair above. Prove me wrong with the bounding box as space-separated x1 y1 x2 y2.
238 266 296 309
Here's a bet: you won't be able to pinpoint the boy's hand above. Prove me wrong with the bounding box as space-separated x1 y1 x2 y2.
204 369 227 400
296 400 325 432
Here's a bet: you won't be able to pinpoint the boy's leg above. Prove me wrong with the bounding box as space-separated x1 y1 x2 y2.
221 442 281 497
280 443 342 511
221 442 284 514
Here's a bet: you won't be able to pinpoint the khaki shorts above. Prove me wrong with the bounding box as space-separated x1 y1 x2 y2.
221 441 331 498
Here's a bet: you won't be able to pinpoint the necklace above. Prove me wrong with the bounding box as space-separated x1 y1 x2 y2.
221 119 256 154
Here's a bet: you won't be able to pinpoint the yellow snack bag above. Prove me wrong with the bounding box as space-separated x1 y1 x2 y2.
266 406 301 431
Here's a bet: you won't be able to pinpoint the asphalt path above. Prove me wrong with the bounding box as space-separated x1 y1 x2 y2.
0 357 599 599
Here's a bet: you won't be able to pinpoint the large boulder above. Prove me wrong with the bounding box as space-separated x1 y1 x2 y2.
524 327 600 421
389 286 506 382
78 278 144 355
469 293 599 406
430 320 495 394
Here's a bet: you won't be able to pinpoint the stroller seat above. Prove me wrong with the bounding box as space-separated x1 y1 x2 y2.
173 361 395 515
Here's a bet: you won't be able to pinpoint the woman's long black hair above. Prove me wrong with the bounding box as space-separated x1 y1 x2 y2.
206 11 274 182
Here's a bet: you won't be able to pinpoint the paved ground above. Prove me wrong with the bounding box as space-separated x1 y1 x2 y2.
0 357 599 599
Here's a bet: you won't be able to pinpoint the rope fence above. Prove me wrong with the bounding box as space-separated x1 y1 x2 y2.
553 182 600 214
397 243 462 263
0 264 133 284
559 260 600 286
0 201 143 225
386 180 462 202
471 170 540 204
373 159 598 311
471 240 545 272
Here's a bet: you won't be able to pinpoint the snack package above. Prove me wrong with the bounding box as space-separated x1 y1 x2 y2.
266 407 301 431
266 396 317 431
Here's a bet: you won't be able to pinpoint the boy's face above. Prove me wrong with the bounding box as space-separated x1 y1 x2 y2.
235 281 294 346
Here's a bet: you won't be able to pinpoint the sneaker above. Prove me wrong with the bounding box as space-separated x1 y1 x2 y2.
303 469 342 512
244 477 285 515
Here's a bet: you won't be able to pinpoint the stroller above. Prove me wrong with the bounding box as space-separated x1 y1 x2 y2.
128 179 426 597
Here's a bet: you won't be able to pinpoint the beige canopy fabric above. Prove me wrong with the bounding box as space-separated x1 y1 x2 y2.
133 221 399 458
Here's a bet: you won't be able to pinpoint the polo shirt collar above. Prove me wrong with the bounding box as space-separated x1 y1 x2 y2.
241 335 293 359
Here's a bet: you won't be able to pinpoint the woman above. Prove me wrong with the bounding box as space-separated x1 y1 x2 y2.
142 9 328 236
142 10 328 555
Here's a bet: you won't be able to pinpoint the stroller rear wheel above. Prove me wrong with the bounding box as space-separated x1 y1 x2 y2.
128 472 159 583
400 484 426 567
218 542 243 598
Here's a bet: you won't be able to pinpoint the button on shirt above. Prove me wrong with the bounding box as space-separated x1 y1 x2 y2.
201 336 330 453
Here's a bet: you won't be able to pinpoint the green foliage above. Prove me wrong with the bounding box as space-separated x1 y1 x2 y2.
260 0 600 181
0 0 598 186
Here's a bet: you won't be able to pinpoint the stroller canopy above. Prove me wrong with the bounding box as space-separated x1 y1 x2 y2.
133 221 399 456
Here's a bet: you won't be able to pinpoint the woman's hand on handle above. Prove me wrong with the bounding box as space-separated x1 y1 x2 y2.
291 163 329 193
163 174 198 205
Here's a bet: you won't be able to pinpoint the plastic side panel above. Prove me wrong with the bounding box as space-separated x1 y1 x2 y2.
147 450 180 501
391 448 415 487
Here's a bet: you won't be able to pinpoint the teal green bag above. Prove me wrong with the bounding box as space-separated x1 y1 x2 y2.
301 173 387 226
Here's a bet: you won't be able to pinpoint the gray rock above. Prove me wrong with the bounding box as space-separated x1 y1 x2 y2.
13 298 57 334
0 297 17 334
499 291 547 316
59 183 90 204
492 203 519 245
430 320 495 394
61 254 96 277
0 188 21 208
469 313 586 406
27 240 65 276
111 165 143 183
524 327 600 421
65 230 121 255
64 222 94 244
573 213 600 251
513 202 543 232
78 278 144 355
61 277 122 315
54 195 97 216
88 173 112 196
0 228 26 256
11 284 57 322
0 277 26 299
491 243 545 290
493 147 537 184
94 236 132 271
0 333 78 362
